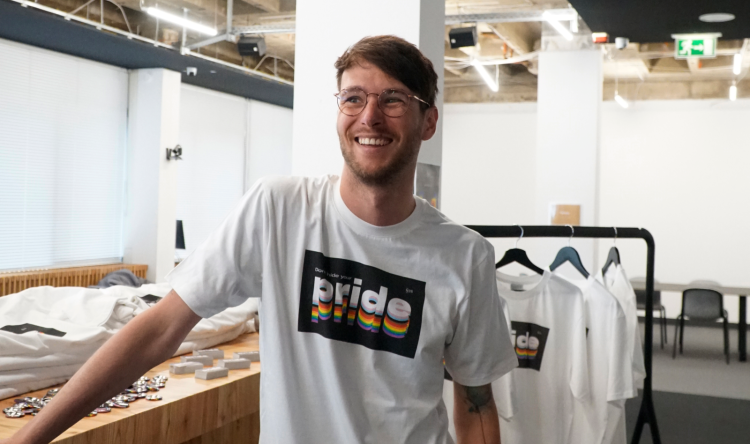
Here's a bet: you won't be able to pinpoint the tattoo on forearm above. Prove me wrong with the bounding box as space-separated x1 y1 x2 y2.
464 385 493 413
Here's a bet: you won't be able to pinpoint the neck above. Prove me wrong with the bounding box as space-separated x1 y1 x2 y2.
339 167 416 227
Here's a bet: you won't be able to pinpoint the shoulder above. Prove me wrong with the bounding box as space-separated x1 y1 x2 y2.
416 198 495 265
547 274 585 298
251 175 337 205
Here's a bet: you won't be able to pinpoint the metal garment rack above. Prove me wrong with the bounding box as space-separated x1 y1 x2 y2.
465 225 661 444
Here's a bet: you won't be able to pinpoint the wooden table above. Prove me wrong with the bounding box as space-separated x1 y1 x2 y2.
631 282 750 362
0 333 261 444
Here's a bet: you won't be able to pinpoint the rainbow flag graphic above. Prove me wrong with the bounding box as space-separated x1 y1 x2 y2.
333 306 343 322
319 301 333 320
383 316 409 338
311 306 319 323
357 308 377 331
515 347 538 359
347 308 357 325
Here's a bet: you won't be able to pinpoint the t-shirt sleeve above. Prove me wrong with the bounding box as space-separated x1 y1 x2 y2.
607 301 637 400
444 250 518 387
166 179 269 318
570 292 590 401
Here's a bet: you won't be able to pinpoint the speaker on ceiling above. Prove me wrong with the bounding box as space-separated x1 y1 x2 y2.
237 36 267 57
449 27 478 49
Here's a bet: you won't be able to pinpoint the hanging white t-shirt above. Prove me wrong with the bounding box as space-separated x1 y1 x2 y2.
494 270 589 444
598 264 647 444
166 175 517 444
557 274 634 444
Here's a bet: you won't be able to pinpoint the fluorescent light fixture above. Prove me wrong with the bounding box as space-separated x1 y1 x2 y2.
146 7 218 36
614 93 629 109
471 60 499 92
544 11 573 41
730 84 737 101
734 54 742 76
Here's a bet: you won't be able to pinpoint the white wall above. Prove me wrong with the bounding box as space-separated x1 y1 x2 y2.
245 100 294 191
442 99 750 320
177 85 247 255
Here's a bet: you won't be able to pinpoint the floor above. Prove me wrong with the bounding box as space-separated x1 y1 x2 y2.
625 320 750 443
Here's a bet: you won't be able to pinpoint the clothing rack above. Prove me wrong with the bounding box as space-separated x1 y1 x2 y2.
465 225 661 444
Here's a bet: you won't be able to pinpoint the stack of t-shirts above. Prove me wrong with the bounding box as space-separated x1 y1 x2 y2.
554 273 636 444
494 270 589 444
597 264 647 444
0 284 258 400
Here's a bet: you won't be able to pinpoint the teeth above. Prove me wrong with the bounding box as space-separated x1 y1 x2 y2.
358 137 389 146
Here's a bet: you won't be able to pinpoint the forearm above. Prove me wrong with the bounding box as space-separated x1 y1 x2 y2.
453 382 501 444
12 291 198 444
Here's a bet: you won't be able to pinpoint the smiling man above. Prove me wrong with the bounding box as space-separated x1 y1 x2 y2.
5 36 515 444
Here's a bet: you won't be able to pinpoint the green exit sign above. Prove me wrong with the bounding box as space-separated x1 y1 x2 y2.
672 33 722 59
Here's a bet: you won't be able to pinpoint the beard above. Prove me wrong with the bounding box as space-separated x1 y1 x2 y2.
339 131 422 187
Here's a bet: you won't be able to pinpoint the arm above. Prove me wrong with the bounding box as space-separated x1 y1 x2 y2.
8 290 201 444
453 382 501 444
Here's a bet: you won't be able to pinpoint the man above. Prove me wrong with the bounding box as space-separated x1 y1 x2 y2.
6 35 515 444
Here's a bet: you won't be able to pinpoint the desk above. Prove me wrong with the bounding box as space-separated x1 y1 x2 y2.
0 333 261 443
631 282 750 362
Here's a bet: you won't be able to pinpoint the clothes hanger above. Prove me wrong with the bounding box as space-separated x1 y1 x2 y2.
601 227 621 276
549 225 589 278
495 226 544 274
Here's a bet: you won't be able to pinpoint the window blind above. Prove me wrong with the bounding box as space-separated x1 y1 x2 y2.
0 39 128 271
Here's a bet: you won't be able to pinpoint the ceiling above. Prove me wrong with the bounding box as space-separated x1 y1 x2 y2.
569 0 750 43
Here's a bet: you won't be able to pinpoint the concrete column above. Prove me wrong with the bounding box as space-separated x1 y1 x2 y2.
292 0 445 177
535 33 602 266
124 69 181 282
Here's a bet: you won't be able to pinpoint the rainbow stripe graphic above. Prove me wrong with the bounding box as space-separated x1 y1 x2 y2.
333 306 343 322
357 308 378 331
347 308 357 325
318 301 333 320
311 306 319 323
515 347 538 359
371 316 382 333
383 315 410 338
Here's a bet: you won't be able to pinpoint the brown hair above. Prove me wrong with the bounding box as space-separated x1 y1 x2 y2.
334 35 439 109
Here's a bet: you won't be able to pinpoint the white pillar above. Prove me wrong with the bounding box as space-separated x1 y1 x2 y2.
124 69 181 283
535 41 602 266
292 0 445 177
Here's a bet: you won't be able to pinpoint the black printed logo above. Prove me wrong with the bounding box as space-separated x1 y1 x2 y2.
297 250 426 358
511 321 550 371
1 323 66 337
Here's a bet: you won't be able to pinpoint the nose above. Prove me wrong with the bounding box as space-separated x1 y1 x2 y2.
358 93 384 127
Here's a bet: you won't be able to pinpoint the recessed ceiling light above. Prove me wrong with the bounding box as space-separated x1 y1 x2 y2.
699 13 735 23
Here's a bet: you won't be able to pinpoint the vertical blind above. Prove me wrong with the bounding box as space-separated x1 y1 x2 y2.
0 39 128 271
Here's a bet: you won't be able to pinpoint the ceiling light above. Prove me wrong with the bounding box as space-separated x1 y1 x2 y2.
146 7 218 36
471 60 499 92
699 13 735 23
734 54 742 76
543 11 573 41
614 93 629 109
729 82 737 101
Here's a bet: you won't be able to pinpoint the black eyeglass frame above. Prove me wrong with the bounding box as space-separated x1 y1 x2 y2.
334 88 431 117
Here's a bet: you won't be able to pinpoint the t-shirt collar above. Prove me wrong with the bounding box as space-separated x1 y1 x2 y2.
496 269 552 300
332 176 423 239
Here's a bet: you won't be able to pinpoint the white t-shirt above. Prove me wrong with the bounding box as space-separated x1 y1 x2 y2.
166 175 517 444
494 270 589 444
557 275 634 444
597 264 647 444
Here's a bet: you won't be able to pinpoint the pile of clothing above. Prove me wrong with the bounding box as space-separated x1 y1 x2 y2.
0 283 258 400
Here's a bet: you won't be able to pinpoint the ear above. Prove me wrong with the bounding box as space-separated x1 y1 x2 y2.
420 106 439 141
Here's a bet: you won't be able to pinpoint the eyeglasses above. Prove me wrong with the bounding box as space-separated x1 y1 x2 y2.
334 88 429 117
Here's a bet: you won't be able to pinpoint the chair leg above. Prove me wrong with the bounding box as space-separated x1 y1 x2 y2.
658 309 664 349
672 316 680 359
662 308 668 344
679 315 685 354
724 317 730 365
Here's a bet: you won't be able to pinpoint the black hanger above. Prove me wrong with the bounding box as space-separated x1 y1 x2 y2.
549 226 589 278
495 226 544 274
601 227 621 275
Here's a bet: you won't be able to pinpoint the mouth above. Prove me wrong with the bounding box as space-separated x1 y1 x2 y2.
355 136 393 147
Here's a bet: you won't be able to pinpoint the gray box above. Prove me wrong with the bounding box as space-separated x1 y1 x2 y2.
194 349 225 359
233 351 260 362
181 355 213 366
195 367 229 380
218 358 251 370
169 362 204 374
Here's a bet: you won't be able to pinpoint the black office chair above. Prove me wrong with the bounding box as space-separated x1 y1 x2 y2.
635 289 667 349
672 288 729 364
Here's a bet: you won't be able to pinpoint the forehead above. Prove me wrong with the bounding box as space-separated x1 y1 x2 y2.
339 61 410 93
